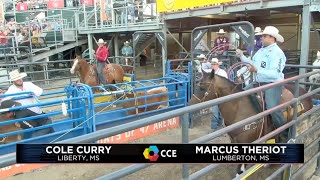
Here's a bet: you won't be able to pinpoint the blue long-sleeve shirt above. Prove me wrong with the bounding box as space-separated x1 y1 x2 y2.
121 46 133 56
246 36 263 55
241 43 286 83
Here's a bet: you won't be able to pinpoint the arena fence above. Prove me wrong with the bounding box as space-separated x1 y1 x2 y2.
1 65 319 179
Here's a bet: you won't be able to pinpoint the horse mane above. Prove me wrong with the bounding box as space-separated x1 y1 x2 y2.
209 69 243 93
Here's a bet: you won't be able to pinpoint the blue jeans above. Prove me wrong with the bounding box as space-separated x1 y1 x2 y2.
244 83 288 141
97 61 106 85
212 105 223 129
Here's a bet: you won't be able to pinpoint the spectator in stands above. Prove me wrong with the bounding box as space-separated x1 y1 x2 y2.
214 29 229 56
0 30 9 53
95 38 109 85
0 100 54 138
121 41 133 57
6 18 16 33
1 69 43 114
246 27 263 57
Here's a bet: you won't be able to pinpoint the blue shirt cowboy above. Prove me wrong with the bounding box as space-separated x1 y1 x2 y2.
121 42 133 57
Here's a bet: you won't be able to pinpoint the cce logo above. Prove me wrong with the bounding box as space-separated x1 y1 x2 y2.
143 146 159 161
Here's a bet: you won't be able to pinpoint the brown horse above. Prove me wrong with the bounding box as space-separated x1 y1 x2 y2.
118 87 169 115
70 55 125 86
189 70 313 176
0 114 22 144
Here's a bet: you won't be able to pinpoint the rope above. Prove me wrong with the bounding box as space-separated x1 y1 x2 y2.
50 89 128 143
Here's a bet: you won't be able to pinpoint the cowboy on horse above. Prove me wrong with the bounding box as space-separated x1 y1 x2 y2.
236 26 288 142
95 38 110 85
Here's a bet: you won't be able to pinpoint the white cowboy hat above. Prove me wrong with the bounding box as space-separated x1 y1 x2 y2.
210 58 222 65
217 29 226 34
196 54 206 59
255 26 284 43
254 27 262 33
98 38 106 44
124 41 129 44
9 69 27 81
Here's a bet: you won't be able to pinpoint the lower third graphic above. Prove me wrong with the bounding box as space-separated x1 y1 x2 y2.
143 146 159 161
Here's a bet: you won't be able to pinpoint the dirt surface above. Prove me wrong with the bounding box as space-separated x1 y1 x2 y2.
5 114 282 180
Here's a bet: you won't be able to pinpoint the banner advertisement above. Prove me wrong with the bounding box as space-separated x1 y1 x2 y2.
156 0 236 13
82 0 94 6
47 0 65 9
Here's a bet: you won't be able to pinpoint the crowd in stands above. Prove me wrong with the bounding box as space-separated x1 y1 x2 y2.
0 13 63 54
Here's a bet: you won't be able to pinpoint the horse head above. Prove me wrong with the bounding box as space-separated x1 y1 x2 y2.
70 55 83 75
191 69 241 105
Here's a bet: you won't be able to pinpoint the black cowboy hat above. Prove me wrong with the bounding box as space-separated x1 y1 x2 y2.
0 100 21 113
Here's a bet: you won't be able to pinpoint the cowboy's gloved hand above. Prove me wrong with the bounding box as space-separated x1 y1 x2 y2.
236 49 243 57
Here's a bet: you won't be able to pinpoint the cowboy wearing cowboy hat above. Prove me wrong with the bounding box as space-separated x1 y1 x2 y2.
236 26 288 142
121 40 133 57
197 54 212 73
95 38 109 85
209 58 228 132
213 29 229 56
1 70 43 114
246 27 263 56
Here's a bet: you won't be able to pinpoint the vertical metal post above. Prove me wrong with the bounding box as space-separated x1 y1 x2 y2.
111 0 115 27
296 15 301 51
162 22 167 77
83 0 87 28
283 79 300 180
299 4 311 89
114 33 119 62
94 0 98 28
179 32 183 53
88 34 94 60
181 113 189 180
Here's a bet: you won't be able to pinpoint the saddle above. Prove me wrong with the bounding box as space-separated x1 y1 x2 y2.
248 84 304 123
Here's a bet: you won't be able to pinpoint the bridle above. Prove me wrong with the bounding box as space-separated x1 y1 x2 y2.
192 79 218 103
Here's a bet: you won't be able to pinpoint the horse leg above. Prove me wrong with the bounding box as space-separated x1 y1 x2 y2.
235 164 246 177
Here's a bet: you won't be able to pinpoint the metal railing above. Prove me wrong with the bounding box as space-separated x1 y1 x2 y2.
0 84 93 156
77 1 160 30
0 59 76 89
1 64 319 179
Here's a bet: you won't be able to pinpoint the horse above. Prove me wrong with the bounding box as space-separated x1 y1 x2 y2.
70 55 125 87
0 114 22 144
118 86 169 115
189 69 313 177
308 50 320 92
121 57 134 74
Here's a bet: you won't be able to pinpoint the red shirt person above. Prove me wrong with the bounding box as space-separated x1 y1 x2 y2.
214 29 229 56
95 39 109 85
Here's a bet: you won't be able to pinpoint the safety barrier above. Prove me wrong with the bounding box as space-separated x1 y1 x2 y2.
0 70 190 178
91 66 320 179
0 65 315 179
0 83 93 156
